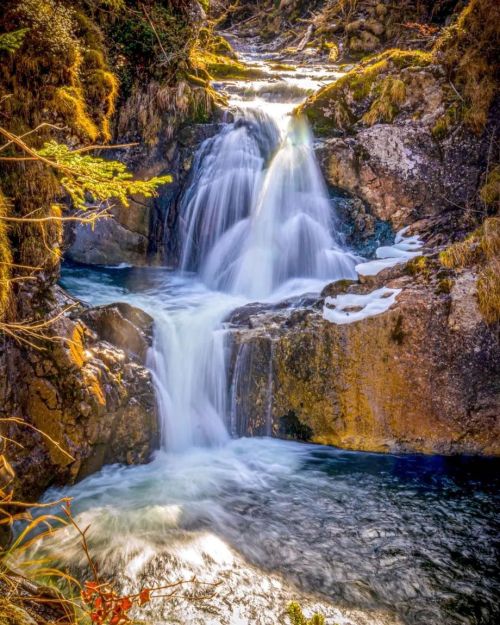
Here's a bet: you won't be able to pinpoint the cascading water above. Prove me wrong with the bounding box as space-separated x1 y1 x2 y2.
19 47 500 625
179 109 358 300
151 90 359 452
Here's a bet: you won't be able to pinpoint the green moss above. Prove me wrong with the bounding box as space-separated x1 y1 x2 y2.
269 63 296 71
191 48 267 81
300 47 433 136
0 190 13 320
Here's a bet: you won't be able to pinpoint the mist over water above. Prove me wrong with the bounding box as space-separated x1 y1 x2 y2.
25 50 500 625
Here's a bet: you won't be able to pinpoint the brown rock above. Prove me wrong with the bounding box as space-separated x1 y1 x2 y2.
228 277 500 455
0 289 159 501
79 302 153 363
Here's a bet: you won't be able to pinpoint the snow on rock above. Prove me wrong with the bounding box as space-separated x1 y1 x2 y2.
355 227 423 276
323 287 401 325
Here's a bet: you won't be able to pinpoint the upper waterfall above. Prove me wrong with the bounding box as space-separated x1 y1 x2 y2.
178 109 358 300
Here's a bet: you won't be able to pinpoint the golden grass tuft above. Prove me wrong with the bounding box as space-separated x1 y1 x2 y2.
53 87 99 141
439 218 499 324
439 237 479 269
433 0 499 134
481 217 500 260
362 77 406 125
477 260 500 324
84 69 119 141
439 218 499 269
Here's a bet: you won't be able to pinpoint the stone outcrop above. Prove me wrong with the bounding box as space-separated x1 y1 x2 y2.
0 288 159 501
227 265 500 454
301 0 498 239
317 121 488 230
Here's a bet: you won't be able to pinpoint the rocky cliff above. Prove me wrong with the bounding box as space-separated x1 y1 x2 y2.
1 294 159 501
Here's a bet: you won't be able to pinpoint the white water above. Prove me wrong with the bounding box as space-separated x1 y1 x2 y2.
180 109 357 300
159 65 359 451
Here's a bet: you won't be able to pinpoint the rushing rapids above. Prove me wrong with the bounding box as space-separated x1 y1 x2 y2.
19 45 500 625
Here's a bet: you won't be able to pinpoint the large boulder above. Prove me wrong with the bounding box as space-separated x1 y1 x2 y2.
0 287 159 501
227 269 500 454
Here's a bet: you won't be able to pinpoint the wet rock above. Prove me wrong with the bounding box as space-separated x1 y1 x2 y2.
320 279 357 298
228 275 500 454
79 302 153 363
0 288 159 501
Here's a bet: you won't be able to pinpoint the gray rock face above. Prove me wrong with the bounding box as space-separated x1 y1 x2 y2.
317 122 485 230
67 219 149 266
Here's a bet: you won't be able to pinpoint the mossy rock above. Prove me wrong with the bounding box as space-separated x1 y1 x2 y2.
299 48 434 136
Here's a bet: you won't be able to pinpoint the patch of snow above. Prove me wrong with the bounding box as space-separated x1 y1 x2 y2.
355 228 423 277
323 287 401 325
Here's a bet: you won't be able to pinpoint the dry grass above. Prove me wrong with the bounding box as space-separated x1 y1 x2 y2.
439 237 480 269
439 217 500 269
433 0 499 134
440 217 500 325
362 77 406 125
0 191 13 320
480 165 500 207
477 260 500 324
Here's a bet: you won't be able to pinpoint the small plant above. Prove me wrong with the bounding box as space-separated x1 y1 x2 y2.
0 28 29 53
435 277 454 295
287 601 327 625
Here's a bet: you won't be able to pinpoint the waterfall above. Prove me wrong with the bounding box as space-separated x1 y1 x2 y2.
180 111 358 299
179 110 280 273
152 106 357 452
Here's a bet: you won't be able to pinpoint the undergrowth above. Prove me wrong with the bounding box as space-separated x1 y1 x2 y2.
287 602 328 625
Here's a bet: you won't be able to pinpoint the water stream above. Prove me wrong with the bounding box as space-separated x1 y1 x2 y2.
24 49 500 625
